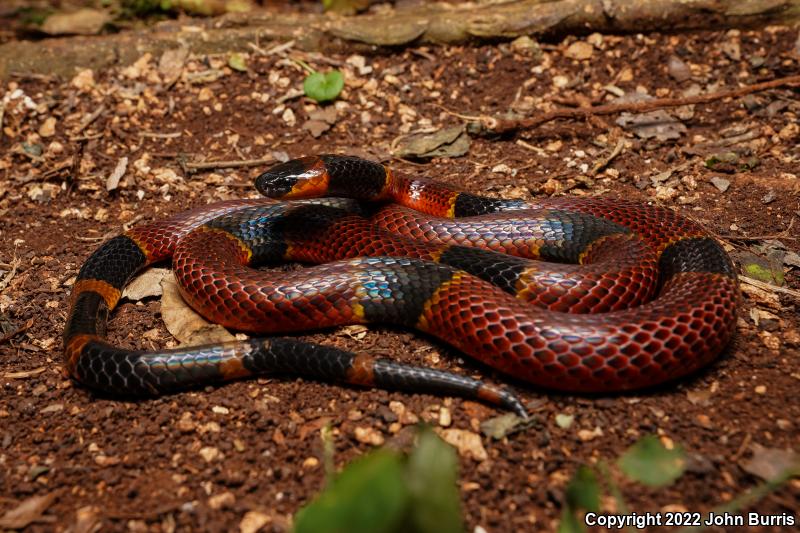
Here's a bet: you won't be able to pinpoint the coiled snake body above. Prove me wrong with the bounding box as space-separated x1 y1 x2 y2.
64 155 739 416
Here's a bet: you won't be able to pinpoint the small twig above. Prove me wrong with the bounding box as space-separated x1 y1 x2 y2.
275 88 305 104
484 75 800 134
738 275 800 299
730 432 752 463
123 214 145 232
515 139 547 156
591 138 625 175
250 39 296 57
139 131 182 139
71 104 107 137
185 157 275 171
0 253 19 293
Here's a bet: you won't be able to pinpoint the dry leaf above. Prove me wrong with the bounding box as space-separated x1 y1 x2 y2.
740 443 799 481
160 273 236 345
393 126 470 159
106 157 128 192
0 492 58 529
122 268 170 302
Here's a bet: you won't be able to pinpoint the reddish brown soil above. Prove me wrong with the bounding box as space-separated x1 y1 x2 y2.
0 20 799 533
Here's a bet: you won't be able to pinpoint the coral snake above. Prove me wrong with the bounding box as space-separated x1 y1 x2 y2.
64 155 739 417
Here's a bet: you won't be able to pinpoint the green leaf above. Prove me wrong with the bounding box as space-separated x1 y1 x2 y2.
565 465 600 512
557 506 586 533
227 53 248 72
405 429 465 533
294 451 409 533
617 435 685 488
303 71 344 103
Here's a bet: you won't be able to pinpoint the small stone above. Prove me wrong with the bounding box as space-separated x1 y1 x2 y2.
510 36 541 56
302 457 319 469
40 403 64 414
754 385 767 395
281 108 296 127
176 413 195 433
347 409 364 421
655 186 678 202
778 123 799 141
212 405 229 415
577 427 603 441
710 177 730 193
565 41 594 60
552 75 569 89
38 117 57 138
354 426 385 446
208 492 235 510
667 55 691 82
94 454 121 466
438 407 452 427
239 511 271 533
71 69 95 91
435 428 488 461
695 414 713 429
617 67 634 82
199 446 222 462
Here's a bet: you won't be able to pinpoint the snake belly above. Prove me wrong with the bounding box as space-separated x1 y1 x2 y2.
64 155 739 415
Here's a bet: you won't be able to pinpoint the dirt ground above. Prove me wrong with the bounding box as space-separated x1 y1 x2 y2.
1 16 799 533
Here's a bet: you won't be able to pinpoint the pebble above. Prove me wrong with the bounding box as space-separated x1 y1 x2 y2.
695 414 713 429
552 75 569 88
354 426 385 446
577 427 603 441
211 405 229 415
240 511 271 533
198 446 222 463
207 492 235 510
435 428 488 461
710 177 731 193
754 385 767 395
565 41 593 60
38 117 57 137
40 403 64 414
302 457 319 469
438 407 452 427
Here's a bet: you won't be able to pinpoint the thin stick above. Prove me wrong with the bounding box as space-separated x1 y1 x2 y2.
71 104 107 136
139 131 182 139
591 138 625 175
738 275 800 299
483 75 800 133
185 157 274 170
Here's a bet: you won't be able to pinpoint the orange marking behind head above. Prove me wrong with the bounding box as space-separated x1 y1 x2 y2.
288 158 330 198
346 353 376 386
70 279 122 310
